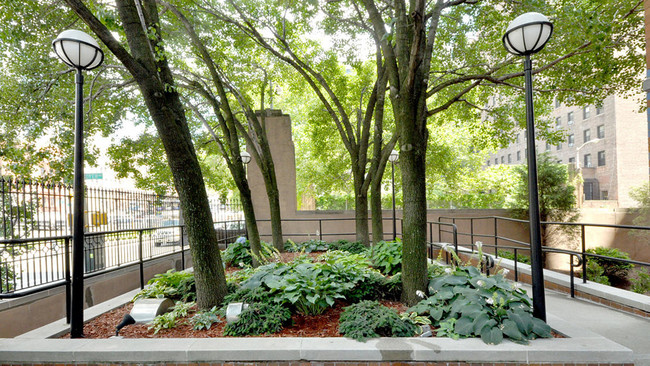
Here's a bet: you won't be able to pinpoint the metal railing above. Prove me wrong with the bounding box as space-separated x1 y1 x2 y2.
428 215 650 297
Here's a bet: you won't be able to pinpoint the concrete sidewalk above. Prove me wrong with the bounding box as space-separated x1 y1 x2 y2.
524 284 650 366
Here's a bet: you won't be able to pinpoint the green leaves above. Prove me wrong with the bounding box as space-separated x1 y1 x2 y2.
339 300 419 341
410 263 551 345
370 239 403 275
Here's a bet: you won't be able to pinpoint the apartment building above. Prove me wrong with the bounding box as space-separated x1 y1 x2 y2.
486 94 649 207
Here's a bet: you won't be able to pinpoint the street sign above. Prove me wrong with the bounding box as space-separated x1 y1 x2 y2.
85 173 103 180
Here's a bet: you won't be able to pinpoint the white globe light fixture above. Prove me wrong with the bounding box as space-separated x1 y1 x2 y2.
53 29 104 70
502 13 552 323
388 149 399 240
241 151 252 165
52 29 104 339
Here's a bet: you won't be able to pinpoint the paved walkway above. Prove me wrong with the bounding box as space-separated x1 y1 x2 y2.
524 285 650 366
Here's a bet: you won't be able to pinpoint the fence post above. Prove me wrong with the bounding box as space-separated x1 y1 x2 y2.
470 218 474 246
138 230 144 289
64 237 71 324
514 248 519 282
319 219 322 241
494 217 498 257
570 254 576 298
581 224 586 283
180 225 185 270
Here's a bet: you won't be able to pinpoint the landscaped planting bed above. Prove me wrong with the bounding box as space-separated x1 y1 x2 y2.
64 239 552 345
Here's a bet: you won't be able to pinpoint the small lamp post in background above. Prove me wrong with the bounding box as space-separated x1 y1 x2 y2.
241 151 251 175
503 12 553 322
388 149 399 241
53 29 104 338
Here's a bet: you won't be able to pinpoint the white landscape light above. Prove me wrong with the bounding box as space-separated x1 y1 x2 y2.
502 12 553 56
241 151 251 164
389 149 399 162
53 29 104 70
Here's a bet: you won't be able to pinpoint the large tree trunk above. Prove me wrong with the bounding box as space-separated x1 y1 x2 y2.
62 0 229 309
370 180 384 243
353 176 370 246
257 140 284 251
239 185 262 267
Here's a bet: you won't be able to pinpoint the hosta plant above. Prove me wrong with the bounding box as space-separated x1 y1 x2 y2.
370 239 402 275
408 265 552 345
339 300 418 341
133 269 195 302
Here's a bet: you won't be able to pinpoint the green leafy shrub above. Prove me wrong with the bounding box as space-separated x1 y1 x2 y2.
1 262 17 292
497 250 531 264
222 239 274 267
190 306 221 330
346 270 388 302
586 260 610 285
408 265 551 345
223 302 292 336
371 240 402 275
380 273 403 301
285 239 329 253
339 300 418 341
148 301 195 334
586 247 634 284
631 268 650 294
328 240 367 254
133 269 195 302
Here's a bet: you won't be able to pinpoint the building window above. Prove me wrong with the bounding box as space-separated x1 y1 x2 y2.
487 160 490 166
501 156 505 164
568 134 575 147
583 129 591 143
517 151 521 161
555 117 561 127
507 154 512 163
584 154 592 168
568 157 575 164
596 104 604 115
556 143 562 150
567 111 574 125
495 158 498 165
555 99 561 108
516 133 519 143
545 142 551 151
598 150 606 166
583 106 590 119
597 124 605 139
602 191 609 200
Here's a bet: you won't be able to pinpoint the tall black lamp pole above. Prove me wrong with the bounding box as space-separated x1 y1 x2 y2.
53 29 104 338
503 12 553 322
388 150 399 241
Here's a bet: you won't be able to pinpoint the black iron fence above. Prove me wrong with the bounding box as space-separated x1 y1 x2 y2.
429 215 650 297
0 177 243 239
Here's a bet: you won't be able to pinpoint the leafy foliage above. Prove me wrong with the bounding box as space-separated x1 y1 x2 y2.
148 301 195 334
631 269 650 294
586 247 634 284
284 239 329 253
370 240 402 275
190 306 221 330
408 265 552 345
339 300 418 341
133 269 195 302
497 250 531 265
328 240 367 254
222 239 274 267
223 302 292 336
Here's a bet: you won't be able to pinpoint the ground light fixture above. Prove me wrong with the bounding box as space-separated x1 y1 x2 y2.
388 149 399 240
502 12 553 322
52 29 104 338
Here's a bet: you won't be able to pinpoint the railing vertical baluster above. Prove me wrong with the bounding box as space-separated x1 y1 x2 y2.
138 230 144 289
319 220 323 241
514 248 519 282
470 218 474 246
64 237 71 324
494 217 498 256
180 226 185 270
581 224 587 283
570 254 576 298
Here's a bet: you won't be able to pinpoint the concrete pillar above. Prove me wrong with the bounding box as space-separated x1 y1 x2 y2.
247 109 297 223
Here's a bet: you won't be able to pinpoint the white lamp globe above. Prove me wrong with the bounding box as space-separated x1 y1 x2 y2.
53 29 104 70
503 12 553 56
241 151 252 164
389 149 399 163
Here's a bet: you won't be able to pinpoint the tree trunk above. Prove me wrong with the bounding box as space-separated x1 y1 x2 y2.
354 181 370 246
398 106 429 306
239 183 262 267
258 145 284 251
370 178 384 243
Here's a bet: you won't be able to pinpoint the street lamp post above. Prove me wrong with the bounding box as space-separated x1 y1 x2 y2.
241 150 251 175
503 12 553 322
388 150 399 241
53 29 104 338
